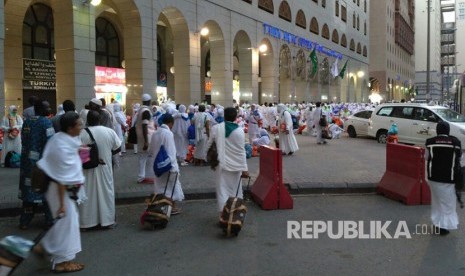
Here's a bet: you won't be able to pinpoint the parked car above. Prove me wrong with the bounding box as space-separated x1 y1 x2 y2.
368 103 465 145
345 110 373 138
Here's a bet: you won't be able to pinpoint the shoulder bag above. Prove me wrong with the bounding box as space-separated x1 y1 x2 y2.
82 128 101 169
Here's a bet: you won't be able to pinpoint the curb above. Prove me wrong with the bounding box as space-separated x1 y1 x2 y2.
0 183 378 218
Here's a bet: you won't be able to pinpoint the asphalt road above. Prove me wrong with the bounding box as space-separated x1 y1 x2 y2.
1 194 464 276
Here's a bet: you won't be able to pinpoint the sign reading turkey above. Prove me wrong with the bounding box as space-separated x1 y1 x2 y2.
95 66 126 84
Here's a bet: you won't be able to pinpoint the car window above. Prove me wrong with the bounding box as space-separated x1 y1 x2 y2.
431 108 465 123
354 111 366 118
377 107 393 116
414 108 438 122
390 107 413 119
363 111 373 119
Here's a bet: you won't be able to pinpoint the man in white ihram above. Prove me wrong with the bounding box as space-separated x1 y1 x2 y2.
207 107 249 219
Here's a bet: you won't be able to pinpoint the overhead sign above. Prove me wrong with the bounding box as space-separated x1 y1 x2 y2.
95 66 126 84
263 23 343 60
23 58 56 81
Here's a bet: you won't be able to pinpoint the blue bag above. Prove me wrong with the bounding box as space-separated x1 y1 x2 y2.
245 144 252 159
153 145 172 177
5 151 20 168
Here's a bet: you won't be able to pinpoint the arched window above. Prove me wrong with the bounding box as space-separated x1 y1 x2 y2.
258 0 274 14
363 46 367 57
310 17 319 34
23 3 54 60
322 24 330 39
357 42 362 54
341 34 347 47
95 17 121 68
296 10 306 29
332 29 339 44
279 1 292 22
350 39 355 51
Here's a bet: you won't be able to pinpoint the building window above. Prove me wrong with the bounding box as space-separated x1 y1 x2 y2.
364 0 367 12
335 1 339 17
364 21 367 35
310 17 319 34
322 24 330 39
357 43 362 54
341 6 347 22
350 39 355 51
313 0 318 4
296 10 307 29
332 29 339 44
258 0 274 14
242 0 252 3
96 17 121 68
357 15 360 30
341 34 347 47
278 1 292 22
353 12 356 28
22 3 54 61
357 0 360 6
322 0 326 8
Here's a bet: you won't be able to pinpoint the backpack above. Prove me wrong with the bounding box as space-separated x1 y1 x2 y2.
82 128 101 170
5 151 20 168
153 145 172 177
291 114 299 129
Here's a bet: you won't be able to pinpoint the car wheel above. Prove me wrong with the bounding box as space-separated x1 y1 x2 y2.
377 130 388 144
347 126 357 138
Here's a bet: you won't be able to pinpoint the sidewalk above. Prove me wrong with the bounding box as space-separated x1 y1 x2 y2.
0 135 386 210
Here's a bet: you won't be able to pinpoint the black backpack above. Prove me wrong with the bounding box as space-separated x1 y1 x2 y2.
82 128 100 170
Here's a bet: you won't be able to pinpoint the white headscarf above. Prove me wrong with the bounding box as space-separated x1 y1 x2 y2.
277 104 286 114
179 105 187 113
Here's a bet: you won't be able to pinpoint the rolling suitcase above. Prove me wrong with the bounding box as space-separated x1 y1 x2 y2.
219 176 250 237
0 216 62 276
140 172 178 229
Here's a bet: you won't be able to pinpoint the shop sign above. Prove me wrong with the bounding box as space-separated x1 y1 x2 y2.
95 66 126 84
22 80 56 90
263 23 343 60
23 58 56 81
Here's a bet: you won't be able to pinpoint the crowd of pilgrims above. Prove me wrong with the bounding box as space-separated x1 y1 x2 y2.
131 100 379 159
0 96 378 273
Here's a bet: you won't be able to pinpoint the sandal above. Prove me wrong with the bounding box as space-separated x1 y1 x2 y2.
171 207 182 215
53 261 84 273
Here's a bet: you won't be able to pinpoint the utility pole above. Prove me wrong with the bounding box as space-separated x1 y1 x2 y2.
426 0 431 102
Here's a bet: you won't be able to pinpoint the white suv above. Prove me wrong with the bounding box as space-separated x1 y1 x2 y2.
368 103 465 146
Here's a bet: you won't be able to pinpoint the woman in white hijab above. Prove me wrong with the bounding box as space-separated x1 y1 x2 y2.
277 104 299 155
172 104 190 166
1 105 23 166
113 102 128 154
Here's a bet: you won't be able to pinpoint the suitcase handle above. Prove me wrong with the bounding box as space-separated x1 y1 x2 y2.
162 172 178 200
236 176 251 197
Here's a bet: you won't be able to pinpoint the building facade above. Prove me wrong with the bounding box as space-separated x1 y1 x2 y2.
0 0 370 114
369 0 415 102
415 0 442 102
